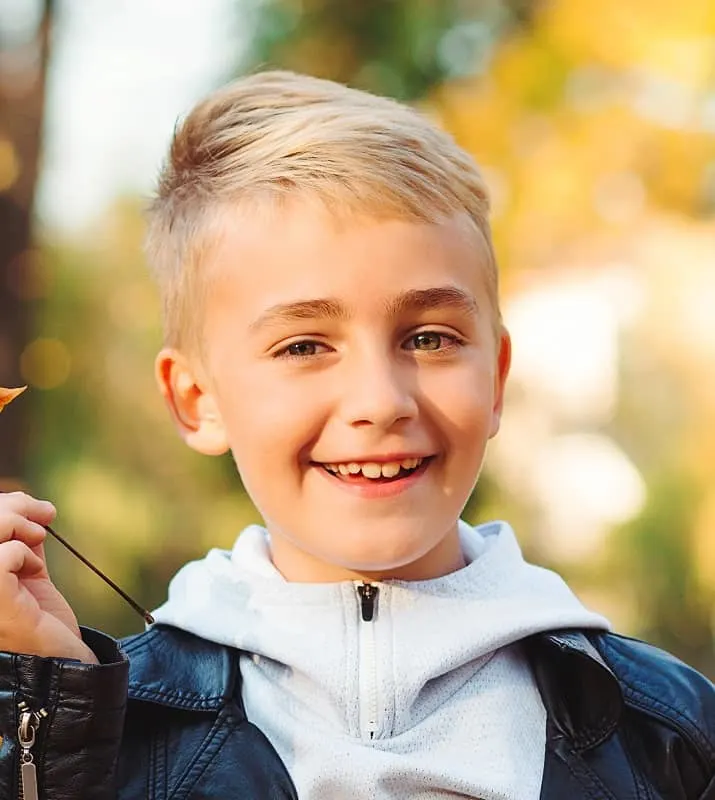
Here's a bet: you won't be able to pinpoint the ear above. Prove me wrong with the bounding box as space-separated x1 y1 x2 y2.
155 348 229 456
488 325 512 439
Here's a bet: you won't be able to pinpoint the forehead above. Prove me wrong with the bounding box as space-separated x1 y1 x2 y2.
203 203 494 317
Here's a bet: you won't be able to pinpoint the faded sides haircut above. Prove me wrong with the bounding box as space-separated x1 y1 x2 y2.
145 70 500 350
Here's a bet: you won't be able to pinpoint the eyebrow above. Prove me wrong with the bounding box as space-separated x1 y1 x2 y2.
385 286 478 317
249 298 347 332
249 286 478 332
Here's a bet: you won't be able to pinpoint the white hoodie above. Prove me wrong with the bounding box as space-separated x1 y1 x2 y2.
152 520 609 800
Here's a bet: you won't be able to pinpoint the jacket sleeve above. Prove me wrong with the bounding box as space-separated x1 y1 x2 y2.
0 627 129 800
700 772 715 800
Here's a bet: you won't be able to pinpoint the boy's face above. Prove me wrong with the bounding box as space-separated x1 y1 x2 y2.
158 203 510 582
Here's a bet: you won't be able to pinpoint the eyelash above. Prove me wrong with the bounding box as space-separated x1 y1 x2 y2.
274 331 464 360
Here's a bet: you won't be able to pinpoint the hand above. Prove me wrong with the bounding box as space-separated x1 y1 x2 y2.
0 492 98 663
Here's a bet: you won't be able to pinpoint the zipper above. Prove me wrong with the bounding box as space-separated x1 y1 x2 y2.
17 701 47 800
357 581 378 622
356 581 379 740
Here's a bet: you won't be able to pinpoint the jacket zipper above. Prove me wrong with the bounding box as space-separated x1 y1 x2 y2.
356 581 379 740
17 701 47 800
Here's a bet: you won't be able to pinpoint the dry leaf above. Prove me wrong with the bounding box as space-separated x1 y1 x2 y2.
0 386 27 412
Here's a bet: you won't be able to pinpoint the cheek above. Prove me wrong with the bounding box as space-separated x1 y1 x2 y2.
420 365 496 434
218 370 328 464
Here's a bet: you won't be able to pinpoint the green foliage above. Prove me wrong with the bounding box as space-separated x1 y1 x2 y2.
241 0 525 99
615 473 713 675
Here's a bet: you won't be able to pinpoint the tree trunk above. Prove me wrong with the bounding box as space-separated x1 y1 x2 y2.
0 0 53 488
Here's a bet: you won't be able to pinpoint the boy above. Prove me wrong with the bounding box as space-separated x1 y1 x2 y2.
0 71 713 799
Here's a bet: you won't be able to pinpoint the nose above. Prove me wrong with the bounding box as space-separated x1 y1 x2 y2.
339 347 418 429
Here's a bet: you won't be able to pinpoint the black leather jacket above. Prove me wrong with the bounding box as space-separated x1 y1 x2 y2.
0 625 713 799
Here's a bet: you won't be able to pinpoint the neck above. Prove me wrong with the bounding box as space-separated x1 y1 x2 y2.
268 524 467 583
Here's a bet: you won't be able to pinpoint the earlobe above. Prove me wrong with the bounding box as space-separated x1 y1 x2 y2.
191 409 231 456
489 326 512 439
155 348 230 456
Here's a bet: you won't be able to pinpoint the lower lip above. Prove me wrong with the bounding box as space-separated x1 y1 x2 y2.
313 458 433 499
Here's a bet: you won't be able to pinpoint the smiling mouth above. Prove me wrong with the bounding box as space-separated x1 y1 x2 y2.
316 456 433 483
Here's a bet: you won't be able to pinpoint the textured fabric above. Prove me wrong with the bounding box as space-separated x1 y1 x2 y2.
152 520 609 799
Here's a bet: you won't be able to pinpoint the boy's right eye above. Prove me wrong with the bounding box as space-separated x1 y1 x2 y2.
276 340 327 358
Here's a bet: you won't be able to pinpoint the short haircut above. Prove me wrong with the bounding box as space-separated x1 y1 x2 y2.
145 70 499 350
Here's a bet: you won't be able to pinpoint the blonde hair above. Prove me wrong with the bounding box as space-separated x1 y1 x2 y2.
145 70 498 349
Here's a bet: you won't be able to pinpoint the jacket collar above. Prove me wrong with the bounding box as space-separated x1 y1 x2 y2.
125 624 624 747
123 625 239 712
524 629 623 750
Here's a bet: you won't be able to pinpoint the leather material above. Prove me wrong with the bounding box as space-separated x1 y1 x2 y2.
0 624 713 799
0 628 128 800
117 626 295 799
528 632 715 799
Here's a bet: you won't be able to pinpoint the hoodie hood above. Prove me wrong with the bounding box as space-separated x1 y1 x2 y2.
152 520 609 799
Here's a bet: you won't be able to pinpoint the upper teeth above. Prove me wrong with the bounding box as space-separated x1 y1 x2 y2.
324 458 423 479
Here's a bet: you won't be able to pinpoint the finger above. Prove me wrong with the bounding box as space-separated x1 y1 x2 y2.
0 540 45 578
29 540 50 576
0 513 48 546
0 492 56 526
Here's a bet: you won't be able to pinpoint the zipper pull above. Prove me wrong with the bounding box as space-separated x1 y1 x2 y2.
357 582 378 622
17 701 47 800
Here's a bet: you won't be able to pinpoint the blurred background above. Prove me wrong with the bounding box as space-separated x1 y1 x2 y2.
0 0 713 676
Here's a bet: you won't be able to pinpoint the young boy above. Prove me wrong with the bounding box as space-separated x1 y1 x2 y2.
0 71 713 800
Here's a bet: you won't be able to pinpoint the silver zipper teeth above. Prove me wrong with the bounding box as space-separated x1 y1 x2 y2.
17 702 47 800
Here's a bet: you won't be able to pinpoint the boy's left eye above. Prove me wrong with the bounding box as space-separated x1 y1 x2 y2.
404 331 458 352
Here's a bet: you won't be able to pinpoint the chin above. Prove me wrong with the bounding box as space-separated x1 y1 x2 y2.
328 528 442 575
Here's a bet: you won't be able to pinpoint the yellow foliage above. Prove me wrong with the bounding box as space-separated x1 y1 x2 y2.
542 0 715 71
0 386 26 412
